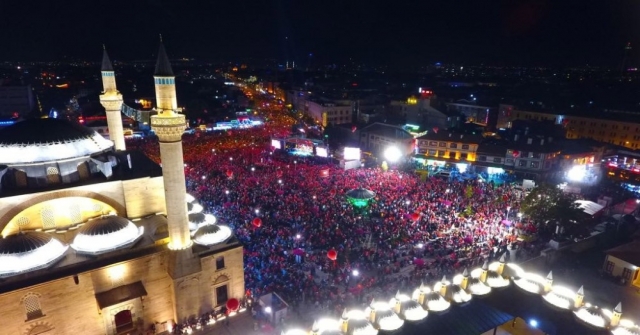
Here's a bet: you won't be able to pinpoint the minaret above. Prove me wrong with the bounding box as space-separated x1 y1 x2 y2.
369 298 377 323
150 39 191 251
341 308 349 333
439 276 448 296
460 268 470 290
417 281 427 305
497 254 506 275
544 271 553 293
393 291 402 314
98 47 126 151
480 261 489 283
611 302 622 328
574 285 584 309
310 321 320 335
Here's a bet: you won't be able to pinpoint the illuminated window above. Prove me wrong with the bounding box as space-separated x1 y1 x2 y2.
16 217 30 226
518 160 528 167
622 268 632 281
40 206 55 229
216 256 225 270
215 285 228 306
23 294 43 320
450 143 457 149
46 167 59 176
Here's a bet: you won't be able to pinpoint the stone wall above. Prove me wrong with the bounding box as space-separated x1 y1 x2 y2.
0 177 167 235
121 176 166 218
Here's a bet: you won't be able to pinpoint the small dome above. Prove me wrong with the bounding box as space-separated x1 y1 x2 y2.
514 273 546 294
0 118 113 165
0 232 68 277
388 294 427 322
466 278 492 296
188 213 215 231
574 304 612 329
193 224 232 246
72 216 143 255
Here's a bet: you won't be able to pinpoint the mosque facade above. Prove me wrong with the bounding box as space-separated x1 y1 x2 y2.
0 42 244 335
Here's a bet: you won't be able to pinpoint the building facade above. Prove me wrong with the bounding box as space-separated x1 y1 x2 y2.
306 100 352 127
358 123 414 157
445 102 494 127
414 131 483 171
498 104 640 150
0 85 35 118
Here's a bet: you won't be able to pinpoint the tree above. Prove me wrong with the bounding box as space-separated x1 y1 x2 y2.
520 183 585 233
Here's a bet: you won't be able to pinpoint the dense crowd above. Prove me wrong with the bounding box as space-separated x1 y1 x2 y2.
131 108 542 325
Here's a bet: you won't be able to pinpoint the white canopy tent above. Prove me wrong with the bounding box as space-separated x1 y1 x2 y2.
575 200 605 216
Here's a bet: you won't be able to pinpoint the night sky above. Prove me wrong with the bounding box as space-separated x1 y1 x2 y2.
1 0 639 67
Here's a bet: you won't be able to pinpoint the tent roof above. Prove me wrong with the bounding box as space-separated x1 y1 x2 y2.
575 200 604 216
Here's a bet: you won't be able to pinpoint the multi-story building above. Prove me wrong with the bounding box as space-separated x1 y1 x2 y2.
359 122 414 157
414 131 483 171
391 95 463 130
497 104 640 150
0 85 35 118
445 102 495 127
306 100 352 127
502 135 562 180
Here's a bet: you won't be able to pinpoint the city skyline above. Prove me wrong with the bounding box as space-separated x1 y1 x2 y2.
1 0 639 68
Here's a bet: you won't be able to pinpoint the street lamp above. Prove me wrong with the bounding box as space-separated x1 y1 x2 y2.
384 146 402 163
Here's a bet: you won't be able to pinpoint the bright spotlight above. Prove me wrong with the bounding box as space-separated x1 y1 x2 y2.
529 319 538 328
352 270 359 277
567 165 586 182
384 146 402 163
296 234 301 239
265 306 272 314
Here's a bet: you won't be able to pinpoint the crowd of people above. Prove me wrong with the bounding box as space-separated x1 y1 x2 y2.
132 107 542 327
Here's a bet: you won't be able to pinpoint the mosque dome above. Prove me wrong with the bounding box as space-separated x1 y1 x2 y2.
71 216 143 255
0 118 113 165
0 232 68 277
193 224 232 246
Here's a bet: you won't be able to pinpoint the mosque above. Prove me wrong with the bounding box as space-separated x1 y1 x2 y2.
0 42 245 335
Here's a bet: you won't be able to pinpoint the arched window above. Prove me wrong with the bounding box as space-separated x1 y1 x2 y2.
23 293 44 320
46 167 60 184
40 206 55 230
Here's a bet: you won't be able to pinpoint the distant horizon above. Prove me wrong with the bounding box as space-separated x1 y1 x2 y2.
1 0 639 69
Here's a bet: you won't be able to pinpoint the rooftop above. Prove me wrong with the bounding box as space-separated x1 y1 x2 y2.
417 131 484 144
360 122 413 140
0 150 162 199
0 214 242 294
605 240 640 267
